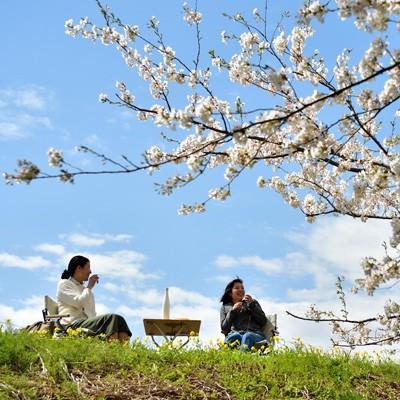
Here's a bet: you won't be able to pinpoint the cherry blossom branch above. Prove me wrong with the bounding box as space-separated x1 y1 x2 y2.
286 310 400 325
332 335 400 347
241 61 400 133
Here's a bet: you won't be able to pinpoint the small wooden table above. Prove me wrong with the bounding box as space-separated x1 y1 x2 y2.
143 318 201 349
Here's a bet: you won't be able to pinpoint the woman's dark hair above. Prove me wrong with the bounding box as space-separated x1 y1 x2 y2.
220 278 243 304
61 255 89 279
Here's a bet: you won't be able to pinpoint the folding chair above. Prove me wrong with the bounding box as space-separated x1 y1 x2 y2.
254 313 278 349
42 295 69 335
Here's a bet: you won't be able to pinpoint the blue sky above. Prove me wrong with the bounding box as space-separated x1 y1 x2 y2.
0 1 396 348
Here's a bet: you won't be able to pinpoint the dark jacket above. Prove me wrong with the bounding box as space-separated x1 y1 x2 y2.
220 300 267 336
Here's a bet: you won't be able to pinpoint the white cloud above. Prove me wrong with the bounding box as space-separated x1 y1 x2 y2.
63 233 134 247
95 302 111 316
280 217 392 302
116 305 156 319
169 287 215 307
241 256 283 273
0 253 51 270
0 296 44 328
109 286 216 309
205 274 233 284
135 288 163 306
14 89 47 110
214 255 237 268
0 112 52 140
215 254 282 274
0 86 50 111
305 218 390 277
0 121 25 139
102 282 121 293
100 233 133 242
67 234 105 247
21 295 44 308
60 250 155 280
34 243 65 255
84 134 101 145
258 298 332 348
17 113 52 128
0 233 148 281
215 217 392 304
0 86 53 140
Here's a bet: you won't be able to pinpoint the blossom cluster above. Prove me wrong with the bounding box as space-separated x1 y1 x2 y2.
47 148 63 168
182 3 202 26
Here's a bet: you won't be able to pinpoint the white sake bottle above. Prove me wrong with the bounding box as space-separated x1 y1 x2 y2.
162 287 170 319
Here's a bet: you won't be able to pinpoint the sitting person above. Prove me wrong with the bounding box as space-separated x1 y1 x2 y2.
57 255 132 341
220 277 267 351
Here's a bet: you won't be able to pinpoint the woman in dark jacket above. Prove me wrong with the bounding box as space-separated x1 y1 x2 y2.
220 278 267 351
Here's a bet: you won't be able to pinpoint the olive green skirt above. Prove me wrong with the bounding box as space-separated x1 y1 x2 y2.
67 313 132 337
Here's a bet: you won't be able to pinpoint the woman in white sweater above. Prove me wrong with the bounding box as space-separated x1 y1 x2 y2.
57 255 131 341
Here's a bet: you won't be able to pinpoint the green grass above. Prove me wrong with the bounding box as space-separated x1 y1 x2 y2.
0 331 399 399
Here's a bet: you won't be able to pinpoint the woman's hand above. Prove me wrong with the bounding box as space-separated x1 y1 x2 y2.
233 302 243 311
87 274 99 289
242 294 253 303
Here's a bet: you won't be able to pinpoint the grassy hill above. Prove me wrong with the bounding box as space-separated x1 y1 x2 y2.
0 330 399 399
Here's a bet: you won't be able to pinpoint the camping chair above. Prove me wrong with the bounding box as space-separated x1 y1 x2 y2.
42 296 96 337
42 295 69 335
254 313 278 349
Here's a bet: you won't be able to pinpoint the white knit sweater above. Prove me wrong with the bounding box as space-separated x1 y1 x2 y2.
56 277 96 324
